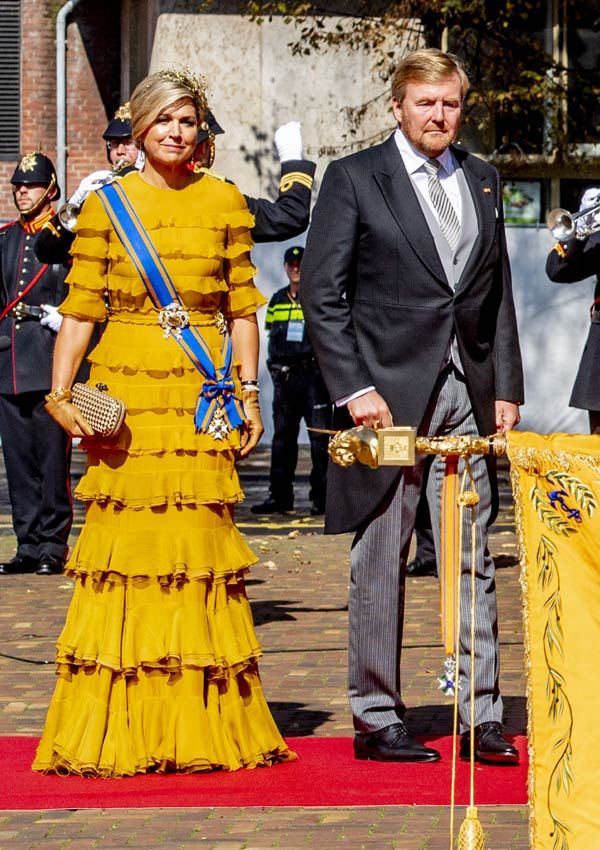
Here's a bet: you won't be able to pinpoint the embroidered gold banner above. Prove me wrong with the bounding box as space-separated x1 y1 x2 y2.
507 431 600 850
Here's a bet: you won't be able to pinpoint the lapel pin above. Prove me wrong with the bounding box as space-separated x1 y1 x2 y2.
483 187 492 194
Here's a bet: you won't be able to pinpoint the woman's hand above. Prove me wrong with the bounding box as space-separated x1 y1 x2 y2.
45 396 95 438
238 389 264 458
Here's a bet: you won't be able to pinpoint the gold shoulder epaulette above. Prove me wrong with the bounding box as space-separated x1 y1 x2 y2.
42 220 62 239
280 172 314 193
552 241 567 259
196 166 233 184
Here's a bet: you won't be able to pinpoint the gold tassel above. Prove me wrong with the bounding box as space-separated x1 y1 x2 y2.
458 806 485 850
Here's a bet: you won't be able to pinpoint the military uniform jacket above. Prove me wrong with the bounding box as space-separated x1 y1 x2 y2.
0 220 69 394
546 232 600 411
246 159 316 243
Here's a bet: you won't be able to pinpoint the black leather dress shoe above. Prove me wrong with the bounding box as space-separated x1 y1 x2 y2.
0 554 38 575
459 722 519 765
406 556 437 577
36 555 65 576
354 721 441 763
250 498 294 515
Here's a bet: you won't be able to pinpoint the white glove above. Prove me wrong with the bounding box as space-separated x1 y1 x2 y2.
576 187 600 238
40 304 63 334
579 188 600 211
274 121 303 162
68 170 113 207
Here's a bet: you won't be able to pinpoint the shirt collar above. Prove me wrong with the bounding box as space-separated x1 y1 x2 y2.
394 127 455 177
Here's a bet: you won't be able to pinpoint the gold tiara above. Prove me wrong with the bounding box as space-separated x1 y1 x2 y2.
114 102 131 121
156 67 209 113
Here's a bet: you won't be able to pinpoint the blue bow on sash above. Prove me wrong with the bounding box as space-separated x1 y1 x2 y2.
96 182 245 437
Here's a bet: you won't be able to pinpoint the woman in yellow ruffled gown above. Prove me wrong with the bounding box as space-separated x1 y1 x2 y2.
33 70 295 776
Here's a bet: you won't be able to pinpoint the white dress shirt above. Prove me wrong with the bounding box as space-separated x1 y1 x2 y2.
393 126 462 225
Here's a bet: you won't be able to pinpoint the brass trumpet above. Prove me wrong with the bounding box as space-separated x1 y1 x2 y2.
547 200 600 241
57 201 80 232
57 159 128 233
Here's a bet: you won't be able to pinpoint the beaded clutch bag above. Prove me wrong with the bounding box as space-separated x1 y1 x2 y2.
72 382 126 438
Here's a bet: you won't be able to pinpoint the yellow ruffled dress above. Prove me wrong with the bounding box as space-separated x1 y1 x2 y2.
33 171 295 776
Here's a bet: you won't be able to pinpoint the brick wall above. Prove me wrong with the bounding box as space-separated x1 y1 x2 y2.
0 0 120 221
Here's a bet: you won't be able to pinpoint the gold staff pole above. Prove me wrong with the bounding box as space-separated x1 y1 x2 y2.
316 425 507 850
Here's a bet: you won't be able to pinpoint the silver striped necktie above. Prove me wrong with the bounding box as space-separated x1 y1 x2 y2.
423 158 460 251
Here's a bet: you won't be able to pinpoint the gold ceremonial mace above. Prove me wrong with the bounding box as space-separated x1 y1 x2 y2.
315 425 507 850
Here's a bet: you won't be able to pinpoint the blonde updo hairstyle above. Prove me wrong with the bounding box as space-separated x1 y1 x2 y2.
130 69 209 144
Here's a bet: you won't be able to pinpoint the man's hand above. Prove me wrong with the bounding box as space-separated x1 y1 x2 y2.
495 400 520 432
579 188 600 211
40 304 63 333
274 121 303 163
347 390 393 429
576 187 600 237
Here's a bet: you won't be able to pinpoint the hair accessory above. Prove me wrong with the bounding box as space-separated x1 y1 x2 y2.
156 67 209 113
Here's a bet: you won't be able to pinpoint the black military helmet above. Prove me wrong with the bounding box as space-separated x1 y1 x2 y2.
197 110 225 144
102 104 133 163
10 152 60 201
102 103 133 141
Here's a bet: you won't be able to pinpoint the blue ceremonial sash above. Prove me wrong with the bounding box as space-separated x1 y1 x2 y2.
96 181 244 436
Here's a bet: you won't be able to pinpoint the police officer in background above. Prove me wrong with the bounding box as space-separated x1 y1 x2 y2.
251 246 331 515
192 114 316 243
0 153 72 575
35 105 140 265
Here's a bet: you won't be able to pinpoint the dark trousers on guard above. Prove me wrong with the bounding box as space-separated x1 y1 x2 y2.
268 360 331 509
0 391 72 561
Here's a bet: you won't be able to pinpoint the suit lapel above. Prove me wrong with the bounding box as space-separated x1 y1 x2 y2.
373 136 450 290
454 148 497 294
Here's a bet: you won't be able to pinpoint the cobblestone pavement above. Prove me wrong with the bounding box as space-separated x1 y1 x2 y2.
0 448 529 849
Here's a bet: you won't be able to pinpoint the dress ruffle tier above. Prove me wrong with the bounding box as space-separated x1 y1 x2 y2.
33 172 294 776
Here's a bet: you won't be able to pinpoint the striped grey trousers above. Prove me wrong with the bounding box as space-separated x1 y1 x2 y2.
348 366 502 733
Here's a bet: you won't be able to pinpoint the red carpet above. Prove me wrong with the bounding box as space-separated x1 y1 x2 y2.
0 736 527 809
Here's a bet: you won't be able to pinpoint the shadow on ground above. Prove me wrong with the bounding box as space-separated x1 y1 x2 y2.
251 599 348 625
405 695 527 736
268 702 335 736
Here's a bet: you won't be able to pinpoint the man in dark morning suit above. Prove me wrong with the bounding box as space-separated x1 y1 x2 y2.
546 188 600 433
301 48 524 764
0 153 72 577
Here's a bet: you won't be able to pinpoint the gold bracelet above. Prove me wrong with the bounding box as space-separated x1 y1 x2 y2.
45 386 72 404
